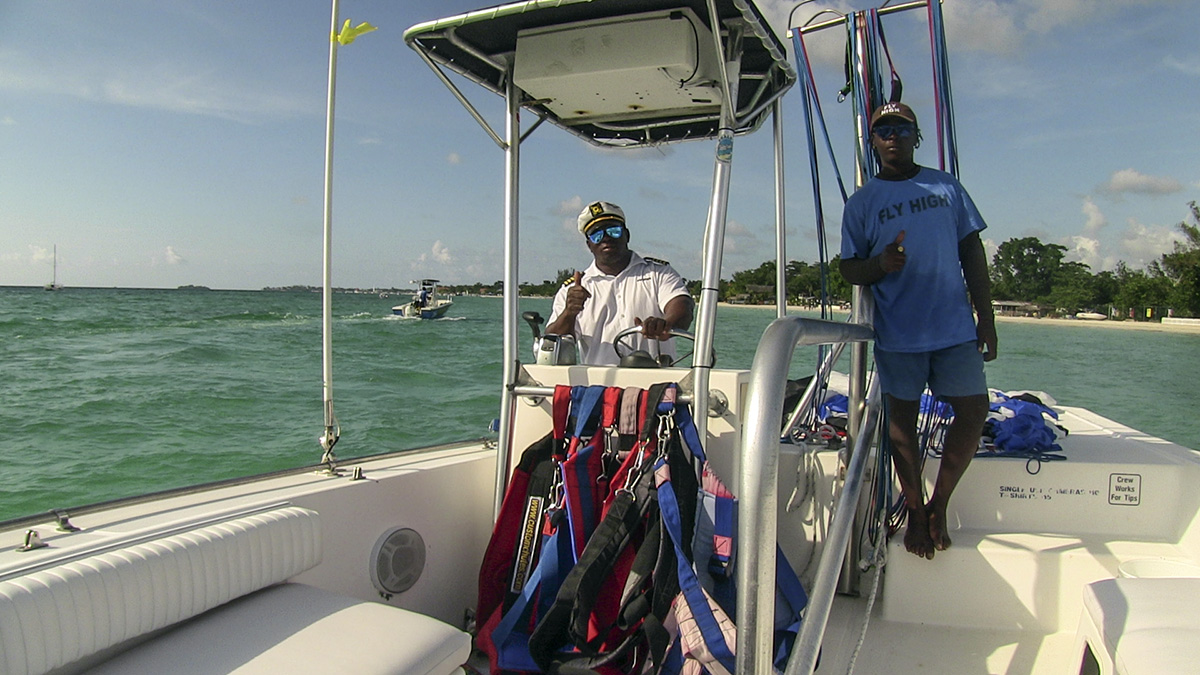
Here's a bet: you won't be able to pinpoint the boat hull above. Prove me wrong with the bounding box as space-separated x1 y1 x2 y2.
392 300 453 319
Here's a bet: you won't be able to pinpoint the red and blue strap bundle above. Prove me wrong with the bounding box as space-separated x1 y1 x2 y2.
494 385 614 670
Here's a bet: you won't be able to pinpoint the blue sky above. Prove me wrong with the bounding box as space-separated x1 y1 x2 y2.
2 0 1197 290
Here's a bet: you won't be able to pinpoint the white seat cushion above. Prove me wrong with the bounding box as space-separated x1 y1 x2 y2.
88 583 470 675
1083 578 1200 674
0 506 322 675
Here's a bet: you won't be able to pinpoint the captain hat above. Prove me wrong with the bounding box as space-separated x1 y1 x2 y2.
870 101 917 128
577 201 626 234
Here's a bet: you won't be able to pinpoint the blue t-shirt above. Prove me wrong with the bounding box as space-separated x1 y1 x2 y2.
840 167 986 352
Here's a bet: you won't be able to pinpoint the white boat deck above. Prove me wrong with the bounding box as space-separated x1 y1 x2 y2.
807 404 1200 673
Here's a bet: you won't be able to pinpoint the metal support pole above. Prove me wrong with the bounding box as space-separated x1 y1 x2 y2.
837 10 877 594
773 99 787 319
493 74 520 519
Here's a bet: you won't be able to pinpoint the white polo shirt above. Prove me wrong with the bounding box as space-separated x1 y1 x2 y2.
548 252 690 366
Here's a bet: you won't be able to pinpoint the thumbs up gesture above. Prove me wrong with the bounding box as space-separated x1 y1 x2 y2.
879 230 907 274
564 271 590 315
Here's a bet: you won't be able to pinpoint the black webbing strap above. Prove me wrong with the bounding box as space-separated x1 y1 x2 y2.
527 466 657 672
500 432 558 613
528 384 674 671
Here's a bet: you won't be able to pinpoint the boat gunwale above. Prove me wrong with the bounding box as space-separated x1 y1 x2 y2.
0 437 490 532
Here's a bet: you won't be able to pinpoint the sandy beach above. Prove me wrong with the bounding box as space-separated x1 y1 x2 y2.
991 314 1200 333
721 303 1200 334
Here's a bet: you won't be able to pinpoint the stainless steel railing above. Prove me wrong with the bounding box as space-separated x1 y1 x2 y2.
736 316 876 675
784 376 881 675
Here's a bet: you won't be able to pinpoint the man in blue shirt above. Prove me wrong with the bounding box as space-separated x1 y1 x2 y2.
840 102 997 560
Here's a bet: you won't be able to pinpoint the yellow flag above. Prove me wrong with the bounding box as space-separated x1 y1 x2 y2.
334 19 377 45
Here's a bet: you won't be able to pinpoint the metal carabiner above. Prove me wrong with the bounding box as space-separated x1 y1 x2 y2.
598 426 618 486
546 463 565 513
655 413 674 458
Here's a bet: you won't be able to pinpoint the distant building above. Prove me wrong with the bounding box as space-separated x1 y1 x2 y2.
993 300 1038 317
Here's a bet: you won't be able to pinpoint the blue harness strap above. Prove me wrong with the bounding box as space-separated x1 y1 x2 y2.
656 458 738 675
493 384 608 671
662 460 808 673
493 520 573 670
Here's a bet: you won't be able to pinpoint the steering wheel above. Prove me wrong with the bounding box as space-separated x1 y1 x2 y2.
612 326 696 367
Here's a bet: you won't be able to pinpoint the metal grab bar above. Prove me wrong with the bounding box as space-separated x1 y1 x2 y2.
784 376 881 675
737 317 874 675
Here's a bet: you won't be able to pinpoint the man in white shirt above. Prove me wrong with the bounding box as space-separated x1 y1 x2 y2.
545 201 694 366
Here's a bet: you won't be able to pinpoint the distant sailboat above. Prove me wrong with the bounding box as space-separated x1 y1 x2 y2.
44 245 62 291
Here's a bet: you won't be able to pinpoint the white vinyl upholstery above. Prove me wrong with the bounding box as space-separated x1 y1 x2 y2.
0 506 322 675
87 582 472 675
0 504 469 675
1080 577 1200 674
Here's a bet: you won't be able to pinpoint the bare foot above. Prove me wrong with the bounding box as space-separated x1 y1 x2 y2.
927 501 951 551
904 505 935 559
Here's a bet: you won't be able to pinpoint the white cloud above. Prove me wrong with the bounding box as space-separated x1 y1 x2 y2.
720 220 763 260
724 220 756 240
557 196 584 232
432 241 453 264
447 152 461 165
165 246 184 265
1018 0 1165 34
759 0 856 66
416 240 453 265
981 237 998 262
1164 55 1200 76
1063 235 1111 270
0 115 15 126
0 50 307 122
1020 0 1093 33
945 1 1022 55
1119 218 1186 268
1102 168 1182 195
1081 197 1107 235
30 245 53 264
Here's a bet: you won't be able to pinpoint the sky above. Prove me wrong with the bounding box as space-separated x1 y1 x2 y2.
1 0 1197 290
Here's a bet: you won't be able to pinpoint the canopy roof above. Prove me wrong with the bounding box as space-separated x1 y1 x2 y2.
404 0 795 147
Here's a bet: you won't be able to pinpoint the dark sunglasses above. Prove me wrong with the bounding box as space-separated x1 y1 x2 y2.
872 124 916 139
586 224 626 244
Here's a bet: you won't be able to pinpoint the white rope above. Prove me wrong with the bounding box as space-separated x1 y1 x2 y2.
846 508 889 674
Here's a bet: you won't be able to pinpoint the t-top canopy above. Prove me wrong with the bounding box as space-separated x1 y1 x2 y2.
404 0 795 147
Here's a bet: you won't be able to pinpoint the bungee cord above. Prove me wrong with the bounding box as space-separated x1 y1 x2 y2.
927 0 958 176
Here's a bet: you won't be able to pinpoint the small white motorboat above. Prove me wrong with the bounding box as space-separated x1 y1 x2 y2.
393 279 453 319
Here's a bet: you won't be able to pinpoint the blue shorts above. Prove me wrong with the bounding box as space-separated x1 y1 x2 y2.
874 341 987 401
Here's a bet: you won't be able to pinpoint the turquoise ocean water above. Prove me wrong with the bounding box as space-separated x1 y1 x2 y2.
4 287 1198 522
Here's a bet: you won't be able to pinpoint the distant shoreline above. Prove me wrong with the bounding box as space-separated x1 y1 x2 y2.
717 302 1200 334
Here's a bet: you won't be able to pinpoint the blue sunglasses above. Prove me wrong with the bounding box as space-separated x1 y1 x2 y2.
872 123 916 139
586 224 626 244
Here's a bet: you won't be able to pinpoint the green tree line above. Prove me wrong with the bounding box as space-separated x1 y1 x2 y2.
445 202 1199 320
705 201 1200 319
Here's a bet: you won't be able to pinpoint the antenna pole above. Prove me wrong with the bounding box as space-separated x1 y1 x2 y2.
319 0 341 471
